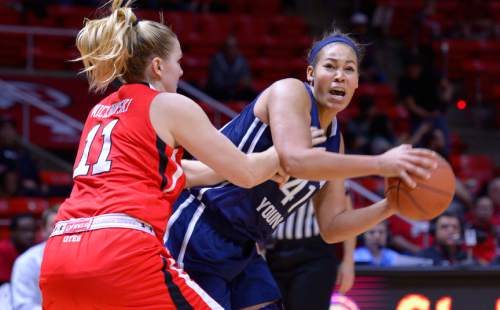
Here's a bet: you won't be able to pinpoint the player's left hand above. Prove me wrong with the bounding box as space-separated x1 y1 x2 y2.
336 260 355 294
310 126 327 146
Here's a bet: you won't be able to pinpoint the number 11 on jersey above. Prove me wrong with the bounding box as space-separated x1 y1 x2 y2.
73 119 119 178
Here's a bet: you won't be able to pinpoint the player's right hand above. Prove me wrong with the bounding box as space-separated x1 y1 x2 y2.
376 144 438 188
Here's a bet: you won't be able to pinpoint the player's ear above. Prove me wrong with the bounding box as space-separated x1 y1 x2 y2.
151 57 163 78
306 65 314 86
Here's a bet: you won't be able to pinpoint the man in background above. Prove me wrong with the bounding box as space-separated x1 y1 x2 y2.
0 213 36 284
11 205 58 309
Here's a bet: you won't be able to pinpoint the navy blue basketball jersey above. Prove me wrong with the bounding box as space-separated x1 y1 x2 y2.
184 82 341 242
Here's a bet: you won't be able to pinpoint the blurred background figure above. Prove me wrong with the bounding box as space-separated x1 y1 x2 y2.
206 35 256 101
354 220 433 267
464 196 497 265
354 221 400 266
0 119 42 197
487 178 500 222
418 212 472 266
397 54 452 157
11 205 58 310
0 213 36 284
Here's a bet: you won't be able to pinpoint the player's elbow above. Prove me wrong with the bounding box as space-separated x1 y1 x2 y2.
320 230 344 244
231 170 259 189
237 176 255 189
229 173 257 188
319 225 348 244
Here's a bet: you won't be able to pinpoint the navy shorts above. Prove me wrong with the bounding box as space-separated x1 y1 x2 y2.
165 192 281 309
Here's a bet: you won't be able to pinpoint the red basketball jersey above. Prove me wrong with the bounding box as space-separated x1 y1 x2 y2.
58 83 186 239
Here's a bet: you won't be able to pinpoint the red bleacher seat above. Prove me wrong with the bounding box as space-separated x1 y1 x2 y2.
0 33 27 68
165 12 197 41
247 0 281 16
47 5 96 28
234 16 269 37
196 14 233 47
0 6 20 25
358 177 385 194
0 197 49 218
491 2 500 21
462 60 500 101
271 16 308 37
451 154 495 188
355 83 396 110
181 55 209 86
40 171 72 187
135 9 162 22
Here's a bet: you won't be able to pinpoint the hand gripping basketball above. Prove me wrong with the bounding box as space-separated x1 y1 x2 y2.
385 154 456 220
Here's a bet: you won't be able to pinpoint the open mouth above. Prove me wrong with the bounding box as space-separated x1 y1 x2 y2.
329 89 346 97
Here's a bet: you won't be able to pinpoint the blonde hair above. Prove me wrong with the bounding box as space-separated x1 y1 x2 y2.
76 0 177 93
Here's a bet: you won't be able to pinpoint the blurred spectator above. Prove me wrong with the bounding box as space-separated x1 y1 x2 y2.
487 178 500 218
412 0 442 46
345 96 394 155
0 119 18 197
455 0 495 40
0 213 36 284
350 12 386 83
418 212 471 266
354 222 400 266
206 35 256 101
397 54 452 156
355 221 432 266
11 205 58 310
388 215 430 256
7 0 47 20
0 119 42 197
367 113 397 155
465 197 497 265
344 96 374 154
371 1 393 36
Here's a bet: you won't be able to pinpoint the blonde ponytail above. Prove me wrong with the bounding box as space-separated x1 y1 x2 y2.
76 0 177 93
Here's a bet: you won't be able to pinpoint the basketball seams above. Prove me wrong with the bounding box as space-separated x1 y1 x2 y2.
385 179 431 220
385 154 455 221
416 182 454 197
397 186 431 218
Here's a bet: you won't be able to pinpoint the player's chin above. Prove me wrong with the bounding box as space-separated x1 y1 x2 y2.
325 99 350 112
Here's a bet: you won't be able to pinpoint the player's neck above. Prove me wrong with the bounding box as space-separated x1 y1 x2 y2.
318 109 337 131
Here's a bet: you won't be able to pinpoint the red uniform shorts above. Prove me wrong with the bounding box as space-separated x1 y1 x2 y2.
40 227 222 309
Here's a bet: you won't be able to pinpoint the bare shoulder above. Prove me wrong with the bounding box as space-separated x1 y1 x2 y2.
153 92 195 107
152 92 201 114
266 78 311 110
270 78 307 92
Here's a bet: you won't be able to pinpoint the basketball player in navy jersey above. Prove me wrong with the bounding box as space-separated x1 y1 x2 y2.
165 29 438 309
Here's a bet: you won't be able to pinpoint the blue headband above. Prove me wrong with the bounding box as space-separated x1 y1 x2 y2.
307 35 359 65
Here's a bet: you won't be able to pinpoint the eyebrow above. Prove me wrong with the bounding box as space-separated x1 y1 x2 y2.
323 57 356 65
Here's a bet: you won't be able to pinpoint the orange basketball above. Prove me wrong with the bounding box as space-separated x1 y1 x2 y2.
385 155 456 221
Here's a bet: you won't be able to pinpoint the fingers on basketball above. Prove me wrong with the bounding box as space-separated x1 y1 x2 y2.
385 155 456 221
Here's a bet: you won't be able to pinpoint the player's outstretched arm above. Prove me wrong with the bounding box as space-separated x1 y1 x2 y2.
267 79 437 187
314 138 395 243
150 93 278 188
314 178 395 244
181 126 326 188
181 160 224 188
